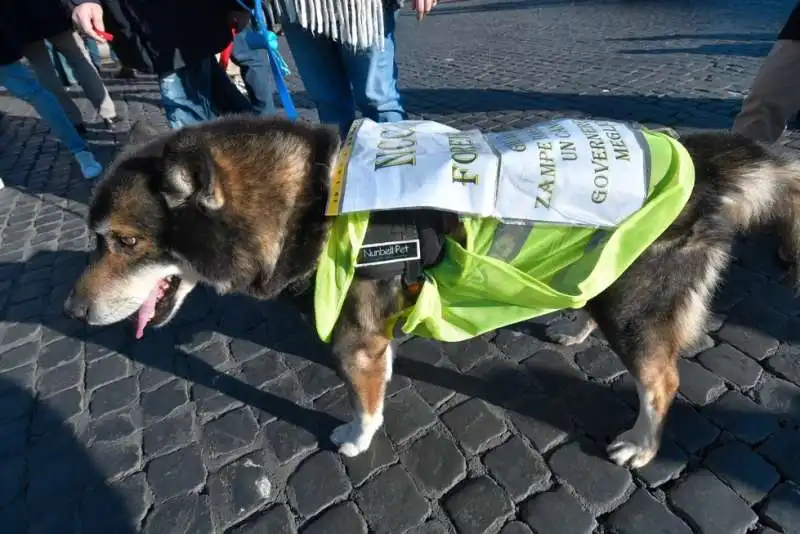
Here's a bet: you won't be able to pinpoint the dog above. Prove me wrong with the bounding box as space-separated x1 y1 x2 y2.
65 115 800 469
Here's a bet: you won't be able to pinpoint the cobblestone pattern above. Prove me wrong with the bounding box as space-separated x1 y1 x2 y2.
1 0 800 532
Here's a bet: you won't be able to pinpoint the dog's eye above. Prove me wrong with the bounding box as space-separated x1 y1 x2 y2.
119 236 138 248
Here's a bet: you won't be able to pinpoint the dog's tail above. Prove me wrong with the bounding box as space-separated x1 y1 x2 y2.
719 154 800 231
707 137 800 286
676 132 800 234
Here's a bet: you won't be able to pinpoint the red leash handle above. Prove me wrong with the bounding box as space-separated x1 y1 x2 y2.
94 26 235 68
95 28 114 42
219 28 236 70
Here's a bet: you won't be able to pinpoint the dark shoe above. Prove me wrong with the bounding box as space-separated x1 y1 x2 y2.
75 123 88 137
788 111 800 131
103 117 122 131
115 67 137 79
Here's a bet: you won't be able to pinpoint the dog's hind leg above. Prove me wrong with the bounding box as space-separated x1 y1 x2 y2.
589 242 727 468
606 339 680 469
596 279 715 469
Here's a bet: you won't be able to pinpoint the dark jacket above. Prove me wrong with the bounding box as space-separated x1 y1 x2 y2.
0 0 74 65
69 0 239 75
0 28 24 66
0 7 24 65
779 1 800 40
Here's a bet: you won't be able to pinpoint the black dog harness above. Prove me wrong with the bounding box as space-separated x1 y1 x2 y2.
354 210 447 293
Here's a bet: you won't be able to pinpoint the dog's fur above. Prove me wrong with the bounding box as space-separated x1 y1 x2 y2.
66 116 800 468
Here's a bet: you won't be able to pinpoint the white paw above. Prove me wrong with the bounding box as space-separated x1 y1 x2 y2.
330 420 379 458
544 320 594 346
607 433 658 469
546 331 584 346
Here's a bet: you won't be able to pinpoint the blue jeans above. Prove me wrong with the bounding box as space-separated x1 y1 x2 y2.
0 61 87 154
232 26 277 116
47 37 112 84
84 38 119 68
283 8 406 137
158 56 254 129
47 41 77 86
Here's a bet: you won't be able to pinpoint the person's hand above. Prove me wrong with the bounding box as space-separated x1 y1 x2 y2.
228 10 251 32
72 2 107 42
412 0 437 20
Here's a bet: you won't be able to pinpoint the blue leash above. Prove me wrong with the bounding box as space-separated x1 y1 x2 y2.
236 0 299 121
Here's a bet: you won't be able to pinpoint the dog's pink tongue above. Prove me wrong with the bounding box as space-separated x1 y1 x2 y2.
135 285 160 340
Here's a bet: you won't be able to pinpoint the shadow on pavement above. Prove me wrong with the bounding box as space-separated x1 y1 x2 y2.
620 43 773 58
291 89 742 130
0 249 344 443
423 0 687 17
609 32 777 43
0 374 137 533
1 247 798 498
0 114 120 211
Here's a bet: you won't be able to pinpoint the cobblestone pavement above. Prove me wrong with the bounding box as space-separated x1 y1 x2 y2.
2 0 800 532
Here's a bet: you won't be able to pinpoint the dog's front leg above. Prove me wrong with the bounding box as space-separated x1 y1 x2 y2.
330 332 393 457
607 343 679 469
328 277 402 457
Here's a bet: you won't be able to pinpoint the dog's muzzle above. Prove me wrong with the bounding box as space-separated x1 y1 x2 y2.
63 290 89 321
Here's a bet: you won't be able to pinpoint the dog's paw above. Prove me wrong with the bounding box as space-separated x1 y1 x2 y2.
607 432 658 469
651 126 681 140
545 328 587 346
544 316 596 346
330 421 376 458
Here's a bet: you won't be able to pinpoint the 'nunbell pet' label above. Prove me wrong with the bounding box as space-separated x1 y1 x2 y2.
355 239 421 267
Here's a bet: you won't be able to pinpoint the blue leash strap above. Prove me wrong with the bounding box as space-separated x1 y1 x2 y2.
235 0 299 121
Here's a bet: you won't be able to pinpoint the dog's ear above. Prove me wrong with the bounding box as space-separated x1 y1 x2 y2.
313 125 342 169
160 135 224 211
127 120 160 147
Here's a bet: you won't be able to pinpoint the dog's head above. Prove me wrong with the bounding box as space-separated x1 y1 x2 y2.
65 117 339 338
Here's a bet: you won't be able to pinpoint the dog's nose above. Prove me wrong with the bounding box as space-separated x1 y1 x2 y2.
64 290 89 321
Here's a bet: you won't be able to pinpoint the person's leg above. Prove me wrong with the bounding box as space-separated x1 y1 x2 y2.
341 7 406 125
82 37 104 69
51 30 117 121
47 40 77 86
732 39 800 144
231 27 277 116
158 61 216 129
23 39 85 126
0 61 102 178
58 50 79 86
208 56 256 116
282 22 356 137
85 35 134 78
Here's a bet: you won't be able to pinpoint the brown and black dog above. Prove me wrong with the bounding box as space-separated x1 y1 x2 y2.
65 116 800 468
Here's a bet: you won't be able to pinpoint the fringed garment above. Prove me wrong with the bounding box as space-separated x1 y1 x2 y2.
269 0 400 50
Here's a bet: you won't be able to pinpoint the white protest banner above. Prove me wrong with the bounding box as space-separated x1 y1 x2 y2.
488 119 650 227
327 117 650 229
326 119 499 217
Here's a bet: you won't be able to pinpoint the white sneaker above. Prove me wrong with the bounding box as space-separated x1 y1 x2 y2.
75 151 103 179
